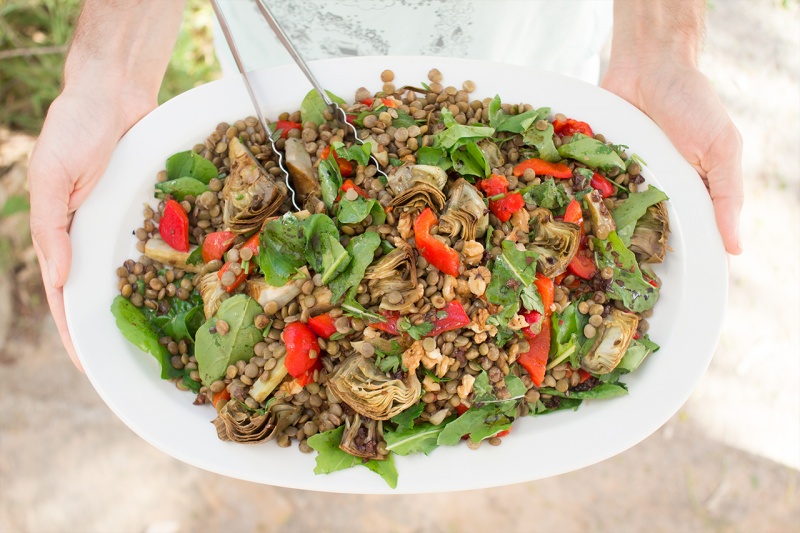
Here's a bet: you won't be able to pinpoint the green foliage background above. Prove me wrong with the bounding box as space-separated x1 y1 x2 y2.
0 0 221 133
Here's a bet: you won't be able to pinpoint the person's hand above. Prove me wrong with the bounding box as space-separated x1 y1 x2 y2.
28 86 154 369
601 59 743 255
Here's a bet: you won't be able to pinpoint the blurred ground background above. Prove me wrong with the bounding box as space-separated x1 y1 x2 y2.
1 0 798 531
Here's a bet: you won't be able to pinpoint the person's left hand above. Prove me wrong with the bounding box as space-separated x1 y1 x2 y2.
601 59 743 255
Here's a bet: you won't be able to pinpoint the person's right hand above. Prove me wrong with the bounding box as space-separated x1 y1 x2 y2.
28 85 154 370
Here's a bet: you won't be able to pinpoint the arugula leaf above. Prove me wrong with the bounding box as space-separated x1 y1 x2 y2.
328 231 381 303
397 317 434 340
531 396 583 415
392 110 417 128
488 95 545 133
148 292 204 343
432 108 495 152
539 382 628 400
391 402 424 431
306 426 398 488
520 283 544 313
451 141 490 178
522 122 560 162
437 405 513 445
185 245 204 267
558 133 626 172
318 157 342 210
154 177 210 201
385 422 444 456
331 141 371 166
257 213 306 287
336 196 386 226
415 146 453 171
302 214 351 284
523 179 570 211
549 302 589 369
165 150 218 183
111 296 181 380
486 241 538 328
375 340 405 374
593 231 659 313
182 371 202 393
612 186 669 230
342 297 385 323
299 89 346 126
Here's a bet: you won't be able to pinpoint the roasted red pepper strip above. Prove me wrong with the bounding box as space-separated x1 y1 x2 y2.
295 359 322 386
283 322 322 378
496 428 511 438
428 301 471 337
361 97 398 108
159 199 190 252
553 117 594 138
307 313 338 339
489 192 525 223
455 403 469 416
512 158 573 179
534 273 555 317
212 388 231 408
274 120 302 139
578 368 592 383
217 233 259 293
478 173 509 196
320 146 354 177
563 199 583 227
340 179 370 199
568 250 598 280
201 231 236 263
518 315 551 387
521 309 543 337
413 208 460 277
590 172 615 198
369 311 399 335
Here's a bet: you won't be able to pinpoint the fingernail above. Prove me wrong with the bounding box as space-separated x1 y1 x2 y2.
47 259 59 288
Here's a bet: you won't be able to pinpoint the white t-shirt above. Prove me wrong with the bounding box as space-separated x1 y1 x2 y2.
213 0 613 84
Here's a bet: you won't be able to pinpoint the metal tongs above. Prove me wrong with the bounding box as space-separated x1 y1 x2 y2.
211 0 388 211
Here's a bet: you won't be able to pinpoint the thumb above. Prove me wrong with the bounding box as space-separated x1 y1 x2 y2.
703 124 744 255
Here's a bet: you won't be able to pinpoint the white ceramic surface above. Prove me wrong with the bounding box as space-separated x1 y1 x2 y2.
64 56 727 494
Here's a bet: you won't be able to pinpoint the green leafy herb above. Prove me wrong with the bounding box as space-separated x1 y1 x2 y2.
523 178 570 211
397 317 434 340
111 296 181 380
185 245 204 266
303 214 351 284
154 177 210 201
593 231 659 313
522 122 560 162
415 146 453 171
391 402 425 431
488 95 546 133
194 295 264 385
612 186 669 230
328 231 381 303
257 213 306 287
148 292 204 343
391 110 417 128
342 297 385 323
331 141 371 166
336 196 386 226
451 141 490 178
486 241 538 328
306 426 398 488
432 108 495 152
165 150 218 183
557 133 626 172
384 422 445 456
299 89 346 126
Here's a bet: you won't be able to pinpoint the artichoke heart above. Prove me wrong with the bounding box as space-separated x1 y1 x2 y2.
328 354 421 420
439 178 488 241
528 208 581 277
630 201 670 264
363 240 422 312
339 413 388 460
388 164 447 212
284 137 319 201
198 272 228 319
222 137 286 234
585 189 616 240
246 267 310 309
581 309 639 374
212 399 301 444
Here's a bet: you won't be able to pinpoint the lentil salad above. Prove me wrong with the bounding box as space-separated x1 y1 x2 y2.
111 68 670 488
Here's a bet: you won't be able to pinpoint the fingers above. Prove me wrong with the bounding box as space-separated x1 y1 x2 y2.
704 124 744 255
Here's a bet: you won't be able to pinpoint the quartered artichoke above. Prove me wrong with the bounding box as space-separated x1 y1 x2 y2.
284 137 319 201
198 272 228 319
339 412 388 460
363 240 423 312
212 399 301 443
581 308 640 375
528 208 581 277
387 164 447 212
439 179 489 241
328 354 421 420
630 201 670 264
585 189 616 240
246 267 310 309
222 137 286 234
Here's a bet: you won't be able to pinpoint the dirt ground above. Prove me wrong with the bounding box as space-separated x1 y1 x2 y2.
1 1 798 532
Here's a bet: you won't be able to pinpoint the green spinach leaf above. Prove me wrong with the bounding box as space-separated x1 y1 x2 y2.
331 141 371 166
391 402 425 431
165 150 218 183
302 214 350 284
486 241 538 328
154 177 210 201
299 89 346 126
415 146 453 171
318 157 343 210
488 95 545 133
557 133 626 172
432 108 495 152
593 231 659 313
522 122 560 162
612 186 669 230
257 213 306 287
523 178 570 211
336 197 386 226
111 296 181 379
328 231 381 303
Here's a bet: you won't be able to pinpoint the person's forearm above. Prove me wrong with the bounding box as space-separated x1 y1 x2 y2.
609 0 705 67
64 0 186 110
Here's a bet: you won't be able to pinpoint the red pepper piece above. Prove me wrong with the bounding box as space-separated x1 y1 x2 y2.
283 322 322 378
578 368 592 383
360 97 398 108
307 313 338 339
518 315 551 387
521 309 543 337
496 428 511 438
568 250 598 280
159 199 190 252
217 233 259 293
489 192 525 223
534 273 555 318
553 117 594 138
413 208 460 277
340 179 370 199
478 173 509 196
369 311 399 335
590 172 615 198
212 388 231 408
455 403 469 416
274 120 302 139
202 231 236 263
563 199 583 226
320 146 354 177
512 158 573 179
295 359 322 387
428 301 471 337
